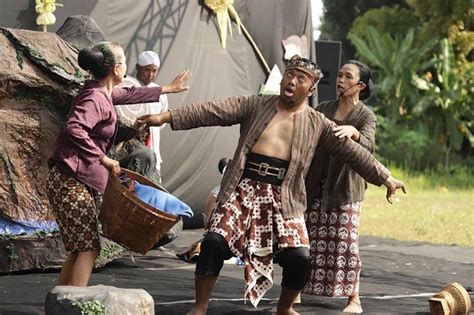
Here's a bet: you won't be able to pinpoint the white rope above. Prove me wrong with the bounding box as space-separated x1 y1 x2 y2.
153 292 440 306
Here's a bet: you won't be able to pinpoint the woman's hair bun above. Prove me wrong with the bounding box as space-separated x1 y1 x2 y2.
360 78 373 100
78 46 104 72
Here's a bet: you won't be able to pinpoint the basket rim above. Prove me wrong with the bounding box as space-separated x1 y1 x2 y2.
105 168 179 222
120 168 169 193
443 282 472 310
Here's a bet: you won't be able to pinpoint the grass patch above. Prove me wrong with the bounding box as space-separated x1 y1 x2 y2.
361 168 474 247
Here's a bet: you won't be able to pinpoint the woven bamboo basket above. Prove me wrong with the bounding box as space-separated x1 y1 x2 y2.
429 282 472 315
99 168 180 255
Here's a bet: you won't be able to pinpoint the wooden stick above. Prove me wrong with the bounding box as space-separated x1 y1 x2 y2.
240 23 271 74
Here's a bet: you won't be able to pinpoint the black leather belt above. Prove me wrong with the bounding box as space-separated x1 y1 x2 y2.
242 152 289 186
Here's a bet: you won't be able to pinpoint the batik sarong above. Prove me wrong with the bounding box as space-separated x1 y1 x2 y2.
303 198 362 297
47 166 101 252
207 178 309 307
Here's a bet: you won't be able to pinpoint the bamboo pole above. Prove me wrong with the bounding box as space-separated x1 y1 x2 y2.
240 23 271 74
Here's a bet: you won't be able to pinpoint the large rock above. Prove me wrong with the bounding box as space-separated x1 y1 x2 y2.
0 235 66 273
44 285 154 315
0 27 86 222
0 235 124 273
56 15 106 50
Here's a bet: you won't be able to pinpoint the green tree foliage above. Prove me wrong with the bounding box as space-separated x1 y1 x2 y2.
322 0 473 171
349 27 441 169
348 26 437 120
406 0 472 33
406 0 473 71
349 27 473 170
343 1 474 171
319 0 407 61
350 5 419 39
374 115 434 170
412 39 474 168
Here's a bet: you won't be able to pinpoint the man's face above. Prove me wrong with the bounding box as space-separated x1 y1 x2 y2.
113 47 127 85
136 64 159 86
279 68 315 107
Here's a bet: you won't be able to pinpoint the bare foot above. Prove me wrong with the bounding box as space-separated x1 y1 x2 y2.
186 305 207 315
276 307 299 315
342 297 363 313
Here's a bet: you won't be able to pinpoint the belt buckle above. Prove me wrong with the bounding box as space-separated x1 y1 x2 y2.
257 162 270 176
277 168 286 180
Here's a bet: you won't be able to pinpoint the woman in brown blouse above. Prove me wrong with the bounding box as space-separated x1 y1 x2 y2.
47 41 190 287
303 60 377 313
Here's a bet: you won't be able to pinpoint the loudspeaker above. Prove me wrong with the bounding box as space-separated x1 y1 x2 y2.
315 40 342 103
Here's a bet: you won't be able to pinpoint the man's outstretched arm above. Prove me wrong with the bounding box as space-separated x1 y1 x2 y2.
136 111 172 130
135 95 259 131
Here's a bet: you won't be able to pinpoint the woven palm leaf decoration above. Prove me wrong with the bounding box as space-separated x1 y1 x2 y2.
204 0 242 49
35 0 63 32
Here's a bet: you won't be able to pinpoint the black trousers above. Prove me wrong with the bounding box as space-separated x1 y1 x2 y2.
195 232 310 290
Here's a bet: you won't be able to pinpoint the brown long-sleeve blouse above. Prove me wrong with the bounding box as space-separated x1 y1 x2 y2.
48 80 163 193
306 99 378 210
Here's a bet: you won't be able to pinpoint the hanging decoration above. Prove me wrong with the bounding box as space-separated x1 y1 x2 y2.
204 0 241 49
204 0 270 74
35 0 63 32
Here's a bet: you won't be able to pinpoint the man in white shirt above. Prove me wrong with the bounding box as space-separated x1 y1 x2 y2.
114 51 169 182
112 51 184 247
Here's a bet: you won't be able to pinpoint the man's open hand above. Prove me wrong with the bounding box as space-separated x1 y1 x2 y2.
383 176 407 203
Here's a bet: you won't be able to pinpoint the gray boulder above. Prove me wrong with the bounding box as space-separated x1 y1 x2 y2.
45 285 154 315
56 15 106 50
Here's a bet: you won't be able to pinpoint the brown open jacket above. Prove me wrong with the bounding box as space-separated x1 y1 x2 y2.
171 95 388 218
306 99 378 211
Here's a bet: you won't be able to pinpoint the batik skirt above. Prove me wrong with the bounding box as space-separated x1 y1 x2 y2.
206 177 309 307
303 198 362 297
47 165 101 253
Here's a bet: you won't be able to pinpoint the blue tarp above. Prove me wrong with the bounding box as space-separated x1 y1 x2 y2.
0 216 58 236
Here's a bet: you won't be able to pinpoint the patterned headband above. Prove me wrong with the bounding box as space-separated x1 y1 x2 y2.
286 55 324 83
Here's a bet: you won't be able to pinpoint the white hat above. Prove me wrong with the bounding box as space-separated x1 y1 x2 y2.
137 51 160 67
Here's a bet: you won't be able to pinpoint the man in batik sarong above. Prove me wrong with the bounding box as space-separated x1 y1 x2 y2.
136 55 406 315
